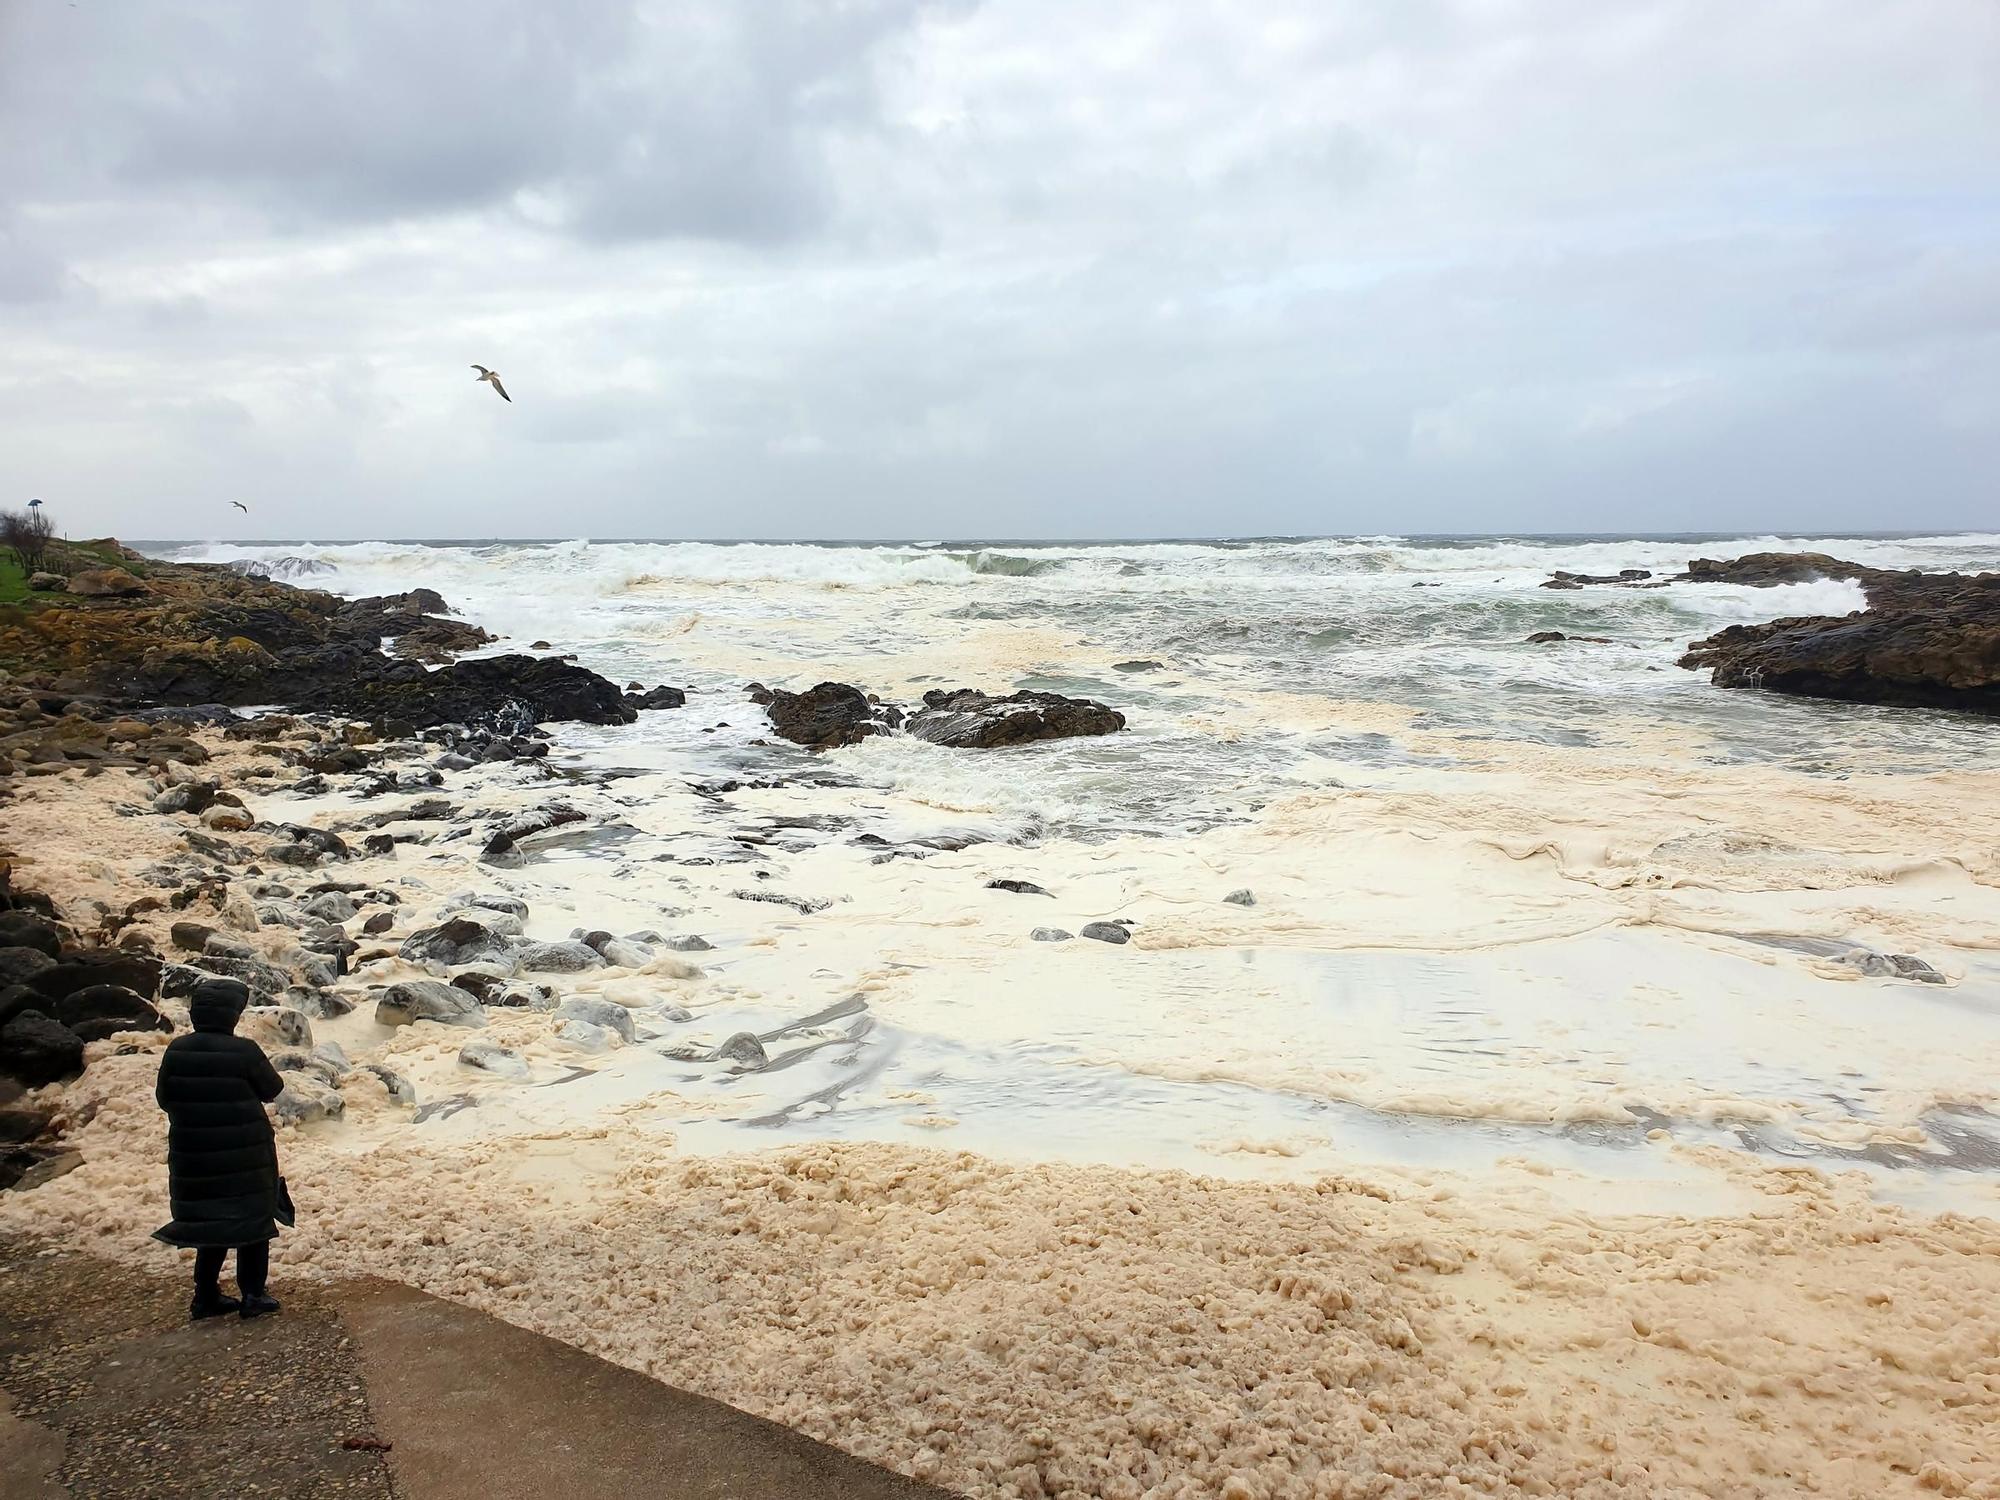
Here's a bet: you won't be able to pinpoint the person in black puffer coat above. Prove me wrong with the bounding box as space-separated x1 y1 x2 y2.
153 978 291 1321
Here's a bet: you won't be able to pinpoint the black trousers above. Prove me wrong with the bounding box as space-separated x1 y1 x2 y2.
193 1240 269 1298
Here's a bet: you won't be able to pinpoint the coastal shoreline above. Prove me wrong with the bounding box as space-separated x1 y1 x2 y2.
3 543 2000 1497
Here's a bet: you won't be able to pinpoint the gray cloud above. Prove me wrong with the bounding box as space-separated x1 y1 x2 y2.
0 0 1995 539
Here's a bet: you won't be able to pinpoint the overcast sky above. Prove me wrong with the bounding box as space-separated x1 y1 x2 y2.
2 1 1996 541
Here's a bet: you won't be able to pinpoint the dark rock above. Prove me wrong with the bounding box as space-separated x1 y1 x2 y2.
1030 927 1073 943
1527 631 1566 644
0 912 62 958
1540 569 1653 589
662 935 712 952
625 686 687 711
26 950 162 1002
362 833 396 857
362 911 394 935
399 918 514 968
1223 889 1256 907
1112 660 1165 672
1079 922 1131 945
0 948 55 989
987 879 1052 897
906 688 1125 750
1679 555 2000 714
0 1096 58 1145
187 953 293 997
756 681 905 751
0 1012 84 1087
450 971 506 1003
169 920 218 953
52 984 169 1041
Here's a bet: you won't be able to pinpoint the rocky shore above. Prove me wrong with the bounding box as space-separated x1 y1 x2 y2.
5 540 2000 1498
1531 549 2000 714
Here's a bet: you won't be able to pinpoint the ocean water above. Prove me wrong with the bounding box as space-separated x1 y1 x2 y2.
148 533 2000 1212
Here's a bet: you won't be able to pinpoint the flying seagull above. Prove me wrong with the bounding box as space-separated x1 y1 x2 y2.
231 501 248 513
471 365 511 403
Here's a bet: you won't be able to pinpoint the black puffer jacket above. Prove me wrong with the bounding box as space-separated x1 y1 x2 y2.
153 979 287 1248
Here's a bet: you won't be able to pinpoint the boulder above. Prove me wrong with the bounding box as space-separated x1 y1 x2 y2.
187 953 293 998
906 688 1125 750
273 1074 344 1125
240 1005 313 1050
662 935 713 952
357 1063 417 1106
753 681 904 751
375 981 485 1029
0 912 62 958
1030 927 1073 943
0 947 54 989
625 686 687 711
518 940 602 974
51 984 169 1041
200 805 255 832
711 1032 767 1067
553 997 636 1044
27 572 66 593
1079 922 1131 945
67 566 148 597
0 1011 84 1087
398 917 514 968
26 950 162 1002
302 891 358 924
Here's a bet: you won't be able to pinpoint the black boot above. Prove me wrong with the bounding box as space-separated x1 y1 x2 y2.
190 1290 242 1321
238 1292 281 1320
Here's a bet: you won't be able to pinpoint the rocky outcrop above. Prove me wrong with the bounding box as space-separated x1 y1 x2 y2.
1678 554 2000 714
751 682 903 751
0 551 630 731
905 688 1125 749
66 567 148 597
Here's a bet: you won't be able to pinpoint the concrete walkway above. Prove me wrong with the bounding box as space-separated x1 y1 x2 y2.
0 1236 957 1500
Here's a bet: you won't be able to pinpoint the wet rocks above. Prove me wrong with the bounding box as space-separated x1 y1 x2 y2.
0 948 54 989
1030 927 1073 943
25 949 162 1002
711 1031 767 1067
518 940 603 974
987 879 1052 897
399 917 514 968
553 997 635 1044
1679 555 2000 714
273 1075 344 1125
49 984 169 1042
0 912 62 957
624 685 687 711
752 681 903 751
1540 569 1652 589
1 1011 85 1086
1079 921 1132 945
662 935 712 952
906 688 1125 750
1113 660 1165 672
375 980 485 1029
1223 889 1257 907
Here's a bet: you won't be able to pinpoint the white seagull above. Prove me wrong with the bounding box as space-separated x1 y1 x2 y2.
471 365 512 403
